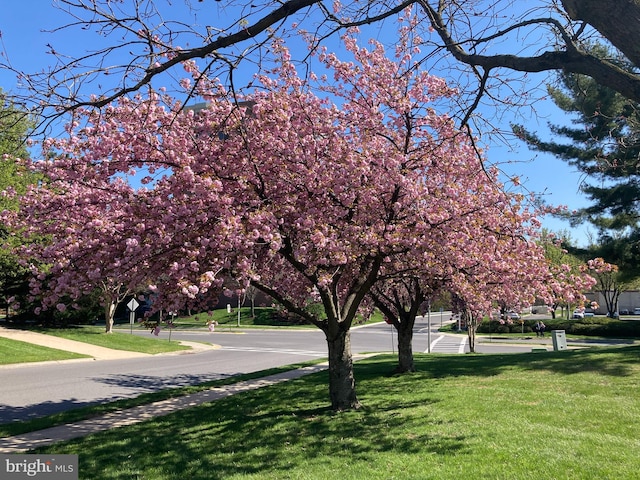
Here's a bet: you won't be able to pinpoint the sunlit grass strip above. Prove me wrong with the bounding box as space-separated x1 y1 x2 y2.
0 336 87 365
29 346 640 480
34 326 190 354
133 307 386 329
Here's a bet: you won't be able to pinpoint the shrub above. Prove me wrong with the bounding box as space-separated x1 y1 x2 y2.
476 317 640 338
477 320 535 334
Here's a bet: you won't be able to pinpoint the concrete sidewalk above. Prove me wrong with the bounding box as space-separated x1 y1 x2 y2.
0 326 152 360
0 363 329 453
0 326 218 362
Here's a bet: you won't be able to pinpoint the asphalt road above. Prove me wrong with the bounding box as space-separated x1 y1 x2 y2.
0 314 561 424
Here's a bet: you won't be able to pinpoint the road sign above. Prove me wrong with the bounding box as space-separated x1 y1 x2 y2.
127 298 139 311
126 299 139 332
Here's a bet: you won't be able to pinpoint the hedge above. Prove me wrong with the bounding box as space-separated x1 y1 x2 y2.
475 317 640 338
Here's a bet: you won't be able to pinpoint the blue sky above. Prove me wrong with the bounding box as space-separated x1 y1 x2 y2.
0 1 594 244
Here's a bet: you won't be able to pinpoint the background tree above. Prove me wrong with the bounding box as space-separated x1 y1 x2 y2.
369 274 438 374
1 143 169 331
581 257 622 317
444 232 552 353
0 92 36 318
514 45 640 280
371 176 563 359
97 281 132 334
537 232 595 318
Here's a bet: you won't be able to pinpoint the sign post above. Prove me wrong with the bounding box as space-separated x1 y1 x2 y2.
385 316 394 353
127 298 139 335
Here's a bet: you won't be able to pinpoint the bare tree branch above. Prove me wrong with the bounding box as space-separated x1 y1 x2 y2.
2 0 640 134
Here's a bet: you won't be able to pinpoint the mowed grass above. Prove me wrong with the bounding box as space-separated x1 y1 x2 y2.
35 326 191 355
32 345 640 480
0 336 88 364
130 307 386 330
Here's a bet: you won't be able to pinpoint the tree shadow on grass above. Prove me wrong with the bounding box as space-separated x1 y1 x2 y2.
0 372 229 427
34 372 469 479
386 344 640 379
27 347 639 478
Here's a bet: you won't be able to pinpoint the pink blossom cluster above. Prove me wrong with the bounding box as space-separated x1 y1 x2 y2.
1 25 580 328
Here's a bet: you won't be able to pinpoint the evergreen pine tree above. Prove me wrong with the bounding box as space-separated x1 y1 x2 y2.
513 45 640 280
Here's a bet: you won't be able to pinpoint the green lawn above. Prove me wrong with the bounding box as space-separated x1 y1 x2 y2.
120 307 385 330
0 336 88 365
28 345 640 479
37 326 191 354
165 307 297 328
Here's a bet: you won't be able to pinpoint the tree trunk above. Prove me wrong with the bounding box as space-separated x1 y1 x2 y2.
396 316 416 373
104 300 116 334
467 326 476 353
603 288 621 317
326 329 361 411
562 0 640 69
464 310 477 353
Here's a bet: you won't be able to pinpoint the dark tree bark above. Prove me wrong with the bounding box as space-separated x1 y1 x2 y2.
326 328 361 410
464 309 478 354
396 315 416 373
561 0 640 69
252 253 382 411
370 277 429 373
418 0 640 105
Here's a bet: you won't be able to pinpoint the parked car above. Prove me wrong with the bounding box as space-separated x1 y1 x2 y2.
633 308 640 315
507 311 521 321
573 309 585 319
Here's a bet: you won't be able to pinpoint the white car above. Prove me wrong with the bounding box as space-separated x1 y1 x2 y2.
573 309 585 319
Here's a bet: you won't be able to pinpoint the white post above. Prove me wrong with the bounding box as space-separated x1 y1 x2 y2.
390 322 395 353
427 300 432 353
237 293 241 327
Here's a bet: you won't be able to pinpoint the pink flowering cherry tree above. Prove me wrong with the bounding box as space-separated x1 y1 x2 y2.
368 172 545 367
4 24 556 409
581 258 619 317
369 272 444 373
3 169 143 332
424 200 555 353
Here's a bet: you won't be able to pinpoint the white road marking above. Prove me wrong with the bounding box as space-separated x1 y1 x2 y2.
458 336 467 354
427 335 445 353
426 334 468 354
